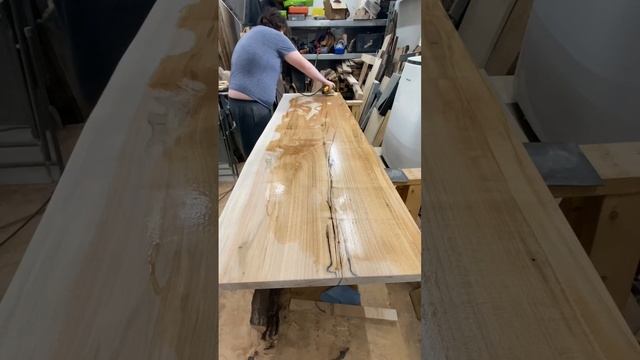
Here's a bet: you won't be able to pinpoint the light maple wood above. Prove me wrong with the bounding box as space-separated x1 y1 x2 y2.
590 193 640 309
371 111 391 146
458 0 517 67
361 54 377 65
357 56 383 121
397 168 421 186
0 0 218 358
550 143 640 309
404 184 421 224
485 0 534 75
582 143 640 183
423 1 640 358
344 74 358 86
359 80 380 126
344 74 364 99
363 109 385 143
557 143 640 307
219 94 420 290
345 99 363 117
393 168 421 225
357 54 377 88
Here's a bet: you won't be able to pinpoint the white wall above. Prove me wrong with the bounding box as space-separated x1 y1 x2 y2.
516 0 640 143
395 0 421 49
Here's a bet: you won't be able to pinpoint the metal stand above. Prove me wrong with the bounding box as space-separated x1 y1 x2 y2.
218 91 240 179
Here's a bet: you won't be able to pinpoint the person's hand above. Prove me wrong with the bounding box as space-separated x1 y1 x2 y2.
324 80 336 90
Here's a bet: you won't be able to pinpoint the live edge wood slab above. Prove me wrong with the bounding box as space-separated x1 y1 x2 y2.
423 1 640 358
0 0 217 358
219 94 421 290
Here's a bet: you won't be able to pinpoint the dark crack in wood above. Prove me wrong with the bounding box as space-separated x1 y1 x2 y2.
323 115 343 280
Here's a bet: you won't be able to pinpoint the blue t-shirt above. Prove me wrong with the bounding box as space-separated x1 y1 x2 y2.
229 26 297 108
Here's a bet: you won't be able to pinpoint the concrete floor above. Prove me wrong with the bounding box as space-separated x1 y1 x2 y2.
0 125 81 298
0 183 53 297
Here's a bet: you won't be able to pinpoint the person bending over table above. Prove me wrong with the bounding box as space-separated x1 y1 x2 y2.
228 7 335 156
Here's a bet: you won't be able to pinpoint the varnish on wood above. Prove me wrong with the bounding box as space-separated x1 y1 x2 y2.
219 94 421 290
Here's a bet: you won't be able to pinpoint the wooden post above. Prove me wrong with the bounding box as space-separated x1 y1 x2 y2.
392 168 421 225
589 193 640 309
404 185 421 224
549 143 640 310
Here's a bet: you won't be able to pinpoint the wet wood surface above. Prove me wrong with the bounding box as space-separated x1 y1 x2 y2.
422 1 640 358
0 0 218 358
219 94 421 290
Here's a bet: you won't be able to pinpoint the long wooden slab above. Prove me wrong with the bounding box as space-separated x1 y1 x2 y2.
422 1 640 358
219 94 420 289
0 0 217 358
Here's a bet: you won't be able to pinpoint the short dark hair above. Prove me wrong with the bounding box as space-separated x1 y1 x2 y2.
258 7 290 36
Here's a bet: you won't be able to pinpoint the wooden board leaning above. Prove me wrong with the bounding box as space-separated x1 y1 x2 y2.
422 1 640 358
0 0 218 358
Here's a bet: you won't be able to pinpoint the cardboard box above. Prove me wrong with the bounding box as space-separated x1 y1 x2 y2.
324 0 349 20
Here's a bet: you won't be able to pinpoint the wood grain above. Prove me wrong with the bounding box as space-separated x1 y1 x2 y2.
219 94 420 290
582 143 640 182
590 193 640 309
0 0 218 358
357 57 383 121
581 142 640 196
218 185 420 359
422 1 640 358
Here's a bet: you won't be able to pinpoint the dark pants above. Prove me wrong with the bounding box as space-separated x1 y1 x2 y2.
229 98 273 158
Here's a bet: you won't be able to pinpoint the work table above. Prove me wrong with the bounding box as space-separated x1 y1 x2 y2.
219 94 421 290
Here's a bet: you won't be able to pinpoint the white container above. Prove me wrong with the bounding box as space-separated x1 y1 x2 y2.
382 56 421 168
515 0 640 144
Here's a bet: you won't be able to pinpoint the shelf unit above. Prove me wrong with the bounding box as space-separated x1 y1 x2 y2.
285 16 389 92
301 53 375 60
287 19 388 28
289 17 388 62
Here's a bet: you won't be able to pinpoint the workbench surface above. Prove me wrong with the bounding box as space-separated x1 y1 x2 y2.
219 94 421 290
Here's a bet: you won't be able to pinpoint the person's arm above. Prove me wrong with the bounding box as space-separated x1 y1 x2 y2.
284 51 335 89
